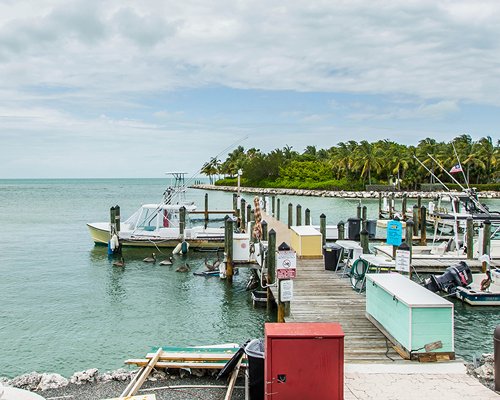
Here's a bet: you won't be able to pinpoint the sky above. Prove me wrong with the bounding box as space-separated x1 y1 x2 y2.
0 0 499 178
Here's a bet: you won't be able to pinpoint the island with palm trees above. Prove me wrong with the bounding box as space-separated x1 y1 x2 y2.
200 135 498 194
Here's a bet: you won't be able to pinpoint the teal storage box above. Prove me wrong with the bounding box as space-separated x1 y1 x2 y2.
366 273 454 360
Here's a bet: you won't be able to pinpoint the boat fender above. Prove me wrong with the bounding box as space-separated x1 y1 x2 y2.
181 241 189 254
107 240 113 255
111 234 119 251
173 242 182 255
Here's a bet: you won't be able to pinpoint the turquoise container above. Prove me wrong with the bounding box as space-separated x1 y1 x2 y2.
366 273 454 356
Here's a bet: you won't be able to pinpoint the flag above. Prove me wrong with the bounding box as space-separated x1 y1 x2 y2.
450 164 463 174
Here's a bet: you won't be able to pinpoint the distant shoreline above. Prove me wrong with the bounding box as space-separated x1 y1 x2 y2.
191 184 500 199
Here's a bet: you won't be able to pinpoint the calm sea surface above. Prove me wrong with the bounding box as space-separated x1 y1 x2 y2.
0 179 498 378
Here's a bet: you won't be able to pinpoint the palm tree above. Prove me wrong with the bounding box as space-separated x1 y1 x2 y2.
474 136 498 182
352 140 383 185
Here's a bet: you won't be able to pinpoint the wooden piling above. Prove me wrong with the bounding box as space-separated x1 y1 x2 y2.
225 216 234 283
378 192 383 218
262 220 268 241
114 205 120 233
288 203 293 229
277 198 281 221
402 194 407 220
272 196 276 217
412 204 419 237
179 206 186 237
389 193 395 219
247 204 251 224
320 213 326 247
240 198 246 231
357 204 362 219
405 219 414 262
482 219 491 273
417 196 422 220
362 206 367 221
360 228 369 254
296 204 302 226
232 194 238 217
420 206 427 246
338 221 345 240
110 206 116 235
466 217 474 260
305 208 311 225
204 193 209 229
267 229 276 286
250 209 255 222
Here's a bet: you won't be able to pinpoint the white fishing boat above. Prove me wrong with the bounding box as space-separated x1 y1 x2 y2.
87 173 225 249
455 268 500 306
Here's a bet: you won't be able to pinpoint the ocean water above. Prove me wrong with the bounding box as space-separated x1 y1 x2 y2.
0 179 498 378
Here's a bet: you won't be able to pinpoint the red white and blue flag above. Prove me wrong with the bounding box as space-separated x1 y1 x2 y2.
449 164 463 174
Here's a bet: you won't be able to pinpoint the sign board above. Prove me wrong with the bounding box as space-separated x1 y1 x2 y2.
386 220 403 246
276 250 297 279
395 249 411 273
280 279 294 302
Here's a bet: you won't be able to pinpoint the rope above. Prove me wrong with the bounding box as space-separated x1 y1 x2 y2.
350 258 369 291
253 196 262 240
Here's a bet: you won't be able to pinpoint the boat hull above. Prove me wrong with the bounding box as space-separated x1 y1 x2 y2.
455 287 500 306
86 223 223 249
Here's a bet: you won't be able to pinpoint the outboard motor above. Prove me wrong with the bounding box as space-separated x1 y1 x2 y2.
424 261 473 294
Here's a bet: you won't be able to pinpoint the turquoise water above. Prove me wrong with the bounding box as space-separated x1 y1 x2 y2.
0 179 498 378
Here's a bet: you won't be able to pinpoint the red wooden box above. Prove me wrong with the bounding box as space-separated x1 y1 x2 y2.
265 322 344 400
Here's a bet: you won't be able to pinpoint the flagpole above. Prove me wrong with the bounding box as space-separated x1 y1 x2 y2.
426 153 466 190
452 142 470 190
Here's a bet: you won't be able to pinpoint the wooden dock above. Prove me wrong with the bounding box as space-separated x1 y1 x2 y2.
264 213 403 363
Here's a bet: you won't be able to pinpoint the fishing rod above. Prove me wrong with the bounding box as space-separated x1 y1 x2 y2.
426 153 490 215
413 155 450 192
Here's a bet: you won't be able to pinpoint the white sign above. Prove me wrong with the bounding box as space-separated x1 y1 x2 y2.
395 249 411 273
277 250 297 279
280 280 294 302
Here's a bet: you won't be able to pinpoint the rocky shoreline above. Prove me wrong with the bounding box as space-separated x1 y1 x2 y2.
191 184 500 199
466 353 497 392
0 368 244 400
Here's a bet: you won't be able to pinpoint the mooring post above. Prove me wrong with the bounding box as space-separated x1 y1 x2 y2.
362 206 367 230
262 220 268 241
240 198 246 232
262 196 267 213
250 209 255 222
267 229 276 310
114 205 120 233
412 204 419 237
296 204 302 226
405 219 414 262
250 221 256 242
356 203 362 219
225 216 234 283
272 196 276 217
320 213 326 247
337 221 345 240
110 206 116 235
277 198 281 221
466 217 474 260
378 192 383 218
389 193 395 219
360 228 370 254
204 193 209 229
420 206 427 246
232 193 238 217
495 325 500 392
305 208 311 225
417 195 422 220
288 203 293 229
482 219 491 273
402 194 407 220
246 203 252 224
179 206 186 237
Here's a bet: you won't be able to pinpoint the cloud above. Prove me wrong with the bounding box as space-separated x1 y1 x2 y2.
348 100 460 120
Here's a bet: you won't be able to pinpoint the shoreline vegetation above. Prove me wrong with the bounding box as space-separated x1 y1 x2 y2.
192 184 500 199
200 136 499 192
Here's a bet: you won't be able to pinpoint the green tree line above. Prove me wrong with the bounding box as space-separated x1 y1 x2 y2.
201 135 499 191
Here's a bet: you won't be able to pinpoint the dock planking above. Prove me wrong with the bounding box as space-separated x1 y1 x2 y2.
264 213 404 363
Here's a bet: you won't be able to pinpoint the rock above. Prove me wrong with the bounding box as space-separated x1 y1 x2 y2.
37 373 69 391
100 368 132 382
70 368 99 385
10 372 42 390
474 364 494 381
0 377 11 386
179 369 190 379
148 370 168 381
191 369 205 377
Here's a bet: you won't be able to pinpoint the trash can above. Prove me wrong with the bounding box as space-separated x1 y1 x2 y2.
347 218 361 240
366 219 377 239
245 338 265 400
323 243 342 271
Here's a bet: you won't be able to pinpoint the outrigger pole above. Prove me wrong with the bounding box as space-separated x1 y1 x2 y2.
451 143 470 190
413 155 450 191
